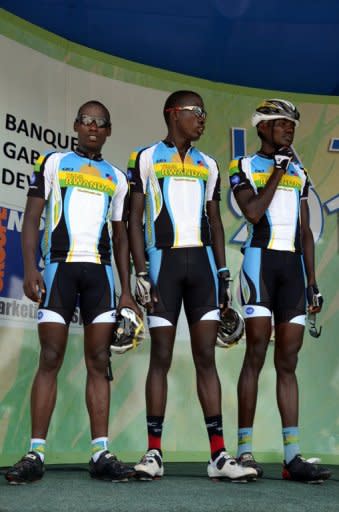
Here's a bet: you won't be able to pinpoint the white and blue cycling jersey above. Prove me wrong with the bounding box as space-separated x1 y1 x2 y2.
128 140 220 250
228 153 310 253
28 149 128 265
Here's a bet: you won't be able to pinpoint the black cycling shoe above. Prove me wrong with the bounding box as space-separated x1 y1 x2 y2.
282 455 331 484
5 451 45 485
89 450 135 482
238 452 263 478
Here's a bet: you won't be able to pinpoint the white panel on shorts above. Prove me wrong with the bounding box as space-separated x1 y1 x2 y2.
148 316 173 328
92 310 116 323
37 310 66 324
242 305 272 318
289 314 306 326
200 309 220 321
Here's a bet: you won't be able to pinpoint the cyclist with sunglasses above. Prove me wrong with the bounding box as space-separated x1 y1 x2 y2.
127 90 256 482
229 99 330 483
5 101 140 484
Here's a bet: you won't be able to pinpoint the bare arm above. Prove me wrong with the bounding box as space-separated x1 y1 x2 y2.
112 220 140 315
206 200 226 270
21 196 45 302
207 200 232 311
128 192 147 274
300 199 322 313
234 167 284 224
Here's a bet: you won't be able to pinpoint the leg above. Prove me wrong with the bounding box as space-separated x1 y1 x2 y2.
274 322 304 427
83 322 113 438
190 320 221 416
31 323 69 438
146 325 176 415
5 322 68 485
237 317 272 428
189 321 256 482
134 325 176 480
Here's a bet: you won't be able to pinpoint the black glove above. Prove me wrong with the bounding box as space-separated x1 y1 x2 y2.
135 272 152 307
274 146 294 172
218 268 232 309
306 284 323 309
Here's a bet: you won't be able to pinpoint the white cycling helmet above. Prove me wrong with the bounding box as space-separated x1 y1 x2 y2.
251 99 300 127
216 307 245 349
110 307 145 354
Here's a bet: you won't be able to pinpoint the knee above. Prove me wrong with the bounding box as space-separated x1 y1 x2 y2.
149 350 172 375
193 345 216 374
243 342 267 372
39 346 64 372
275 353 298 375
86 347 109 373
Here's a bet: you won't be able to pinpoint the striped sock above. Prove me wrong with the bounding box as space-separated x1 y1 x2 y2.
237 427 253 458
91 436 108 462
205 415 225 460
282 426 300 464
30 438 46 462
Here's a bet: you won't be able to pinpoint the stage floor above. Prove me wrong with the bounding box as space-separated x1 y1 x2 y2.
1 463 338 512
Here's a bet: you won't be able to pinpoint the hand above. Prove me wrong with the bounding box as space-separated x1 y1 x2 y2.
23 268 45 303
218 269 232 311
117 292 143 319
135 272 152 307
274 146 294 172
306 284 323 313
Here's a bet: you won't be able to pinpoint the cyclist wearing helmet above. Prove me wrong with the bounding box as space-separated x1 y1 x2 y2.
228 99 331 483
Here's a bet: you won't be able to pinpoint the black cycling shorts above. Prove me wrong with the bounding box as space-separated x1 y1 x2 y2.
147 246 219 328
239 247 306 325
37 262 116 325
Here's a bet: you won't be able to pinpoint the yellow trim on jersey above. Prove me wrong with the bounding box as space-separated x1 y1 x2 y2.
59 171 116 195
228 159 240 176
34 154 46 172
127 151 138 169
253 172 302 190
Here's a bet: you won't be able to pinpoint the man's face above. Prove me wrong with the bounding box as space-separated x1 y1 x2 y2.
74 104 111 153
260 118 295 148
172 95 206 142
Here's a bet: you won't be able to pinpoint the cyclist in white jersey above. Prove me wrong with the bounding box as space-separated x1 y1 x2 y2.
5 101 139 485
229 99 330 483
128 90 256 482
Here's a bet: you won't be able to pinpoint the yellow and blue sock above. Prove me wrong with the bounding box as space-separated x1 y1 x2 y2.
282 426 300 464
237 427 253 457
91 436 108 462
30 438 46 462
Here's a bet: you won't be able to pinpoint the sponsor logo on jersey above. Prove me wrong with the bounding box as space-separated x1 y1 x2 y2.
230 175 241 185
154 162 209 180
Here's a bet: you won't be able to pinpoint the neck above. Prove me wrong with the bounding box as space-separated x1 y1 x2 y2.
165 133 192 160
76 145 102 160
258 140 276 156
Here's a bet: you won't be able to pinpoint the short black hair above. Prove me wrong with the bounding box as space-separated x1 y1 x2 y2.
76 100 111 124
163 90 202 125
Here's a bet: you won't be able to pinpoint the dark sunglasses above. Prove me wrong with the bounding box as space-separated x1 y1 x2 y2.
165 105 207 120
76 114 111 128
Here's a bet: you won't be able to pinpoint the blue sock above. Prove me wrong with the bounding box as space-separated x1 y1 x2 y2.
237 427 253 457
282 427 300 464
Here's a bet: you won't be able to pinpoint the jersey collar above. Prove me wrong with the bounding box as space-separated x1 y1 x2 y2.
75 147 103 161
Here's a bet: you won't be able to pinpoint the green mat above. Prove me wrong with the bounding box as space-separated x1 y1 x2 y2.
0 464 338 512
